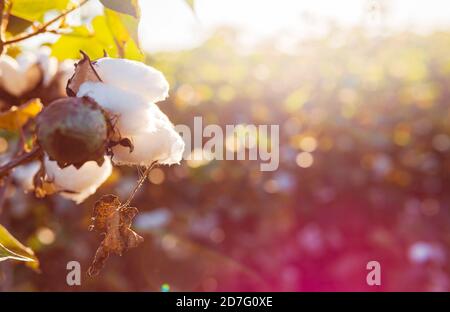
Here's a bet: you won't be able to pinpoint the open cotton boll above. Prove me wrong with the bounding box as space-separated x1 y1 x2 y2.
12 161 41 192
0 54 40 96
0 55 29 96
93 57 169 103
111 126 185 166
111 106 185 166
15 51 42 90
36 46 59 86
77 81 152 135
15 51 38 70
44 155 112 203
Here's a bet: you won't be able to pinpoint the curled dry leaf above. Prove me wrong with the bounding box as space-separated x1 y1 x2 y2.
88 194 143 276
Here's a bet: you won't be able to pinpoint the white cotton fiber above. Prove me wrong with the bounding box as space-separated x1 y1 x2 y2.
0 54 41 96
44 155 112 203
36 46 58 86
77 81 152 135
111 122 185 166
75 57 184 167
93 57 169 103
109 103 184 166
12 161 41 192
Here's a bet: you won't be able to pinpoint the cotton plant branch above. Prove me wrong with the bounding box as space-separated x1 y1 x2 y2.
0 130 40 215
2 0 90 46
119 163 156 209
0 145 41 177
0 0 11 55
47 28 93 38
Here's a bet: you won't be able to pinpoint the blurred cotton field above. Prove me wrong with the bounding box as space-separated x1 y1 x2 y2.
0 0 450 291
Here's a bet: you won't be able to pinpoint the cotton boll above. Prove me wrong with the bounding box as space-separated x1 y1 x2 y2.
0 49 59 97
44 155 112 203
93 57 169 103
0 55 25 95
77 81 152 135
15 51 42 91
15 51 38 70
1 58 35 96
12 161 41 192
111 106 185 166
112 127 184 166
0 54 40 96
36 46 59 86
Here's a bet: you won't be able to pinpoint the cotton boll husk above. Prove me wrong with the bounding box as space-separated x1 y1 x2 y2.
111 105 185 166
93 57 169 103
12 161 41 192
77 81 152 135
44 155 112 203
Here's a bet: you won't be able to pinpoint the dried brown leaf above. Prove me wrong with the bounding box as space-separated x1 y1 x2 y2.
88 194 143 276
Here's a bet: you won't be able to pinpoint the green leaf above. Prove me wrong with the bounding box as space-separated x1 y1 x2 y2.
10 0 71 22
0 224 39 268
100 0 140 18
185 0 195 13
104 8 143 59
52 13 143 61
51 25 106 60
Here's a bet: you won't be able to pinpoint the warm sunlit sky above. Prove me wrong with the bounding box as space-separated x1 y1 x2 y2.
138 0 450 52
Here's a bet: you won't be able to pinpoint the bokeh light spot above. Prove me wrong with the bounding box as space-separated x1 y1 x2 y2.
148 168 165 185
36 227 55 245
296 152 314 168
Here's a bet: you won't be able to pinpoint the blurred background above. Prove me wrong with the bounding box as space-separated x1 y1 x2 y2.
1 0 450 291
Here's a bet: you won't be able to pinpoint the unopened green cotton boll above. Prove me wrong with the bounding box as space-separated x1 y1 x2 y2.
37 97 108 168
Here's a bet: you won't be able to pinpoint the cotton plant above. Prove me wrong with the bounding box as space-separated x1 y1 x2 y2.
3 52 185 275
0 0 188 276
76 57 185 166
9 53 184 204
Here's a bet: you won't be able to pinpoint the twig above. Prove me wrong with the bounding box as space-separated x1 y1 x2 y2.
0 130 35 215
47 29 93 38
3 0 89 46
119 162 156 209
0 174 11 215
0 145 41 177
0 0 9 55
0 0 10 35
